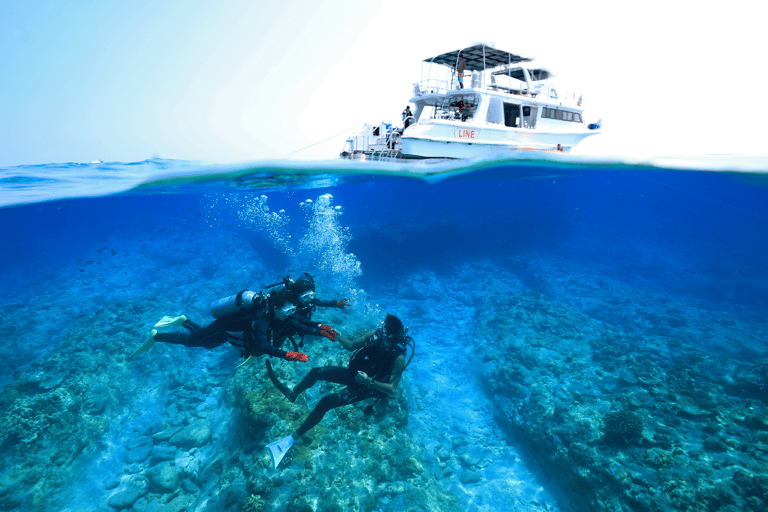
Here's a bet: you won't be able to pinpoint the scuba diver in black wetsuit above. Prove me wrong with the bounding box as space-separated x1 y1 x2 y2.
128 287 341 366
271 273 350 350
265 313 415 468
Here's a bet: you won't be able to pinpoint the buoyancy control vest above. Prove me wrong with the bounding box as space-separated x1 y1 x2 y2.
349 330 409 383
265 273 317 347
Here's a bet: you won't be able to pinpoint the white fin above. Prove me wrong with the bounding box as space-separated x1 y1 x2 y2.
154 315 187 328
236 355 257 369
129 329 157 358
266 435 295 469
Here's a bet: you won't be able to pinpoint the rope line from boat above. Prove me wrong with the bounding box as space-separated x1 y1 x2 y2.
286 124 364 158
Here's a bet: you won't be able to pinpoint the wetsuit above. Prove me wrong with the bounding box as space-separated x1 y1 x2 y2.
269 312 334 350
293 333 405 436
279 297 343 349
402 107 413 128
154 311 321 360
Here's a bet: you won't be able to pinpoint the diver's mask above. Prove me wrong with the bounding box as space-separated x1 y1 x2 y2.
297 290 315 306
275 303 297 320
380 325 406 346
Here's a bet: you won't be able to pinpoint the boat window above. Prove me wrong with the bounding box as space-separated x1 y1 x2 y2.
486 98 504 124
432 94 480 122
522 105 538 129
503 103 521 128
541 107 582 123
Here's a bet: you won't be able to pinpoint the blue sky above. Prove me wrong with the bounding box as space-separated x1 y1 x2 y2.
1 0 765 166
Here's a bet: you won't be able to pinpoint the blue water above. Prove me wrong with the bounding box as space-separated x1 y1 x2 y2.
2 155 768 512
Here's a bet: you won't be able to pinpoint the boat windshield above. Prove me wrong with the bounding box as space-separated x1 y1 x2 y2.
431 94 480 122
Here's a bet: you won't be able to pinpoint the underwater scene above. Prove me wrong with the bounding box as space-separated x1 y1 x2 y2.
2 155 768 512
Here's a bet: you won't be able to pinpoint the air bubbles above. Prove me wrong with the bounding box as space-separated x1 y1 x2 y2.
230 193 374 320
295 194 361 287
234 193 294 256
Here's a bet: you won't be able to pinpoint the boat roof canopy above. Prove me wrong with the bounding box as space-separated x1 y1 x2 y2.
425 45 531 72
492 67 552 81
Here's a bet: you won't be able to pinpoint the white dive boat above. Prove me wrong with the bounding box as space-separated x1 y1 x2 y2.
341 44 601 160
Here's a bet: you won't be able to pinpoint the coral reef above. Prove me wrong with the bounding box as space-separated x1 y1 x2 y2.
476 284 768 512
601 409 643 445
221 353 460 512
3 185 768 512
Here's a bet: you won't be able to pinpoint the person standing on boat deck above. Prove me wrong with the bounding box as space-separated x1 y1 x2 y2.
402 105 413 129
457 54 466 89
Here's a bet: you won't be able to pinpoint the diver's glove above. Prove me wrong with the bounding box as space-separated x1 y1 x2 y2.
336 298 350 309
285 352 308 362
319 324 338 341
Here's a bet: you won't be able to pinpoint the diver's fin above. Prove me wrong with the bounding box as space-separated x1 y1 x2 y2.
266 434 295 469
236 355 257 369
266 359 296 402
154 315 187 328
129 329 157 358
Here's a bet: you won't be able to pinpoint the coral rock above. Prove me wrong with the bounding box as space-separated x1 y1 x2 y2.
145 462 183 494
168 421 210 448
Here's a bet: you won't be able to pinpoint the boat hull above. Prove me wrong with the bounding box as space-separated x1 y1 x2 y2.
401 121 597 158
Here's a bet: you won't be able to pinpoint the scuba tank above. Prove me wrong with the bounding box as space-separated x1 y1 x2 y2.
210 290 265 319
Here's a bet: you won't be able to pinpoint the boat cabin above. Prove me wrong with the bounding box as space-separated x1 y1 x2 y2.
410 45 586 130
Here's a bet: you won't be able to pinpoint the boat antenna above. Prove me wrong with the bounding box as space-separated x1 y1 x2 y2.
427 55 436 82
455 49 463 89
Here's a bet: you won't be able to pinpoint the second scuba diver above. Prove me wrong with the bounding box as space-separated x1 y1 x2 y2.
128 276 346 367
274 273 350 350
266 313 414 468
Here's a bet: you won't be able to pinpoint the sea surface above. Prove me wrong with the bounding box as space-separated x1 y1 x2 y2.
1 154 768 512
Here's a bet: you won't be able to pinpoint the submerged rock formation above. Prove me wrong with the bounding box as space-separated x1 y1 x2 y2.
475 288 768 511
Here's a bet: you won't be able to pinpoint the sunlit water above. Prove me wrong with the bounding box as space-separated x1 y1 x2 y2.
2 154 768 512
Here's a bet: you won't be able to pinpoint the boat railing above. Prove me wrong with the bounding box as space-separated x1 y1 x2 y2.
370 130 402 159
414 78 585 109
413 79 449 97
540 86 584 108
486 80 586 109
